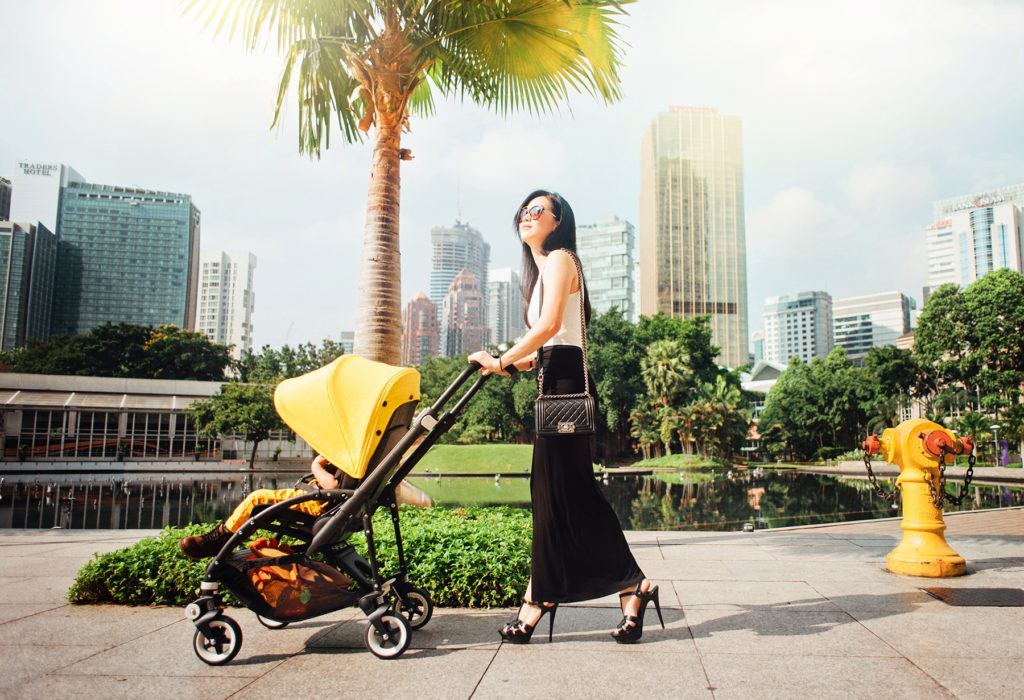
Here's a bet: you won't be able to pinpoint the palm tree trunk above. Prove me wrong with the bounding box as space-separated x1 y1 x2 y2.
352 116 403 365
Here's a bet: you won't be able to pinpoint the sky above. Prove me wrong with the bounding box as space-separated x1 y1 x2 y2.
3 0 1024 352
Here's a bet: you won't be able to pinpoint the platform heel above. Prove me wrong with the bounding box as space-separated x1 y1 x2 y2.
499 599 558 644
612 583 664 644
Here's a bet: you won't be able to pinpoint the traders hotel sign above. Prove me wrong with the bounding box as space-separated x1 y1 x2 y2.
17 162 59 177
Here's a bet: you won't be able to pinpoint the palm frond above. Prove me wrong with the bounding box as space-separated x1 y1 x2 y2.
424 0 632 115
181 0 378 53
283 38 365 155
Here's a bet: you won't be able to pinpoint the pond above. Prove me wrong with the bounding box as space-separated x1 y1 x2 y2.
1 468 1019 531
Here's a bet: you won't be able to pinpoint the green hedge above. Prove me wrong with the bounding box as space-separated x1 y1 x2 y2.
68 506 532 608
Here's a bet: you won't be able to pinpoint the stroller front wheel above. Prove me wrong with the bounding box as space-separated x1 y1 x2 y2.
365 612 411 659
395 587 433 629
193 616 242 665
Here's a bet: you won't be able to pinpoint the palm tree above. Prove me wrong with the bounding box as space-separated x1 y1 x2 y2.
954 411 990 460
641 339 692 406
865 395 901 436
185 0 633 364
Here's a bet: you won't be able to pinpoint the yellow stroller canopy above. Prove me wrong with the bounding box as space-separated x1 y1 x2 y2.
274 355 420 479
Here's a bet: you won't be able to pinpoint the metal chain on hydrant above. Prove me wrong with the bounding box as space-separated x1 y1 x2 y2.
925 446 976 508
862 451 900 502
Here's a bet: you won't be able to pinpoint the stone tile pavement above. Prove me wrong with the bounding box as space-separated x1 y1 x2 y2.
0 507 1021 699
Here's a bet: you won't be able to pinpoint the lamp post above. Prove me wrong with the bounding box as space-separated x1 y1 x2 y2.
990 424 1001 466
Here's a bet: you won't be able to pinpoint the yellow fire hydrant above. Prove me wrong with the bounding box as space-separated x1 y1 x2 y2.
862 418 975 577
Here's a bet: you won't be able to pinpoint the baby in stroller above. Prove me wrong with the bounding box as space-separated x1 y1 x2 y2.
178 454 354 560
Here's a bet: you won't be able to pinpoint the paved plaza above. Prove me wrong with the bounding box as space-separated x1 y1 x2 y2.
0 507 1021 699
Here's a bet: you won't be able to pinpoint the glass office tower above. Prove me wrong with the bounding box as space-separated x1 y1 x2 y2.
0 222 57 350
430 221 490 309
639 107 749 368
52 182 200 336
577 215 637 322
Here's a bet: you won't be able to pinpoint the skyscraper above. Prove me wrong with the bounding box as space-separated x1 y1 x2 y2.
833 292 916 364
196 250 256 358
0 177 12 220
51 181 200 336
577 215 636 322
0 222 57 350
8 161 85 233
486 267 525 347
762 291 833 365
440 270 487 357
402 292 439 365
925 183 1024 297
430 221 490 309
639 106 749 367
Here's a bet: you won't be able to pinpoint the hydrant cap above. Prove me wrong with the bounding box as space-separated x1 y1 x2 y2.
862 434 882 455
922 430 955 457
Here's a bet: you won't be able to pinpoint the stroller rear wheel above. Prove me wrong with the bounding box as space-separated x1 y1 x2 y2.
193 616 242 665
394 587 433 629
365 612 411 659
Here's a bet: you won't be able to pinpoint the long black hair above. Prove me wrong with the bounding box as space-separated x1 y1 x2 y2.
514 189 591 327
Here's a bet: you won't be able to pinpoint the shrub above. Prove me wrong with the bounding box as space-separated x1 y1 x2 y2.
68 506 532 608
68 523 211 605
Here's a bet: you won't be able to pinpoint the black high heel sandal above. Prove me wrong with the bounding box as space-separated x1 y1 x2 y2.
612 582 664 644
499 599 558 644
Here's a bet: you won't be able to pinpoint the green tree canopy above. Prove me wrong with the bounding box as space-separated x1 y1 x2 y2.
234 339 346 382
0 323 231 380
190 383 286 468
915 269 1024 400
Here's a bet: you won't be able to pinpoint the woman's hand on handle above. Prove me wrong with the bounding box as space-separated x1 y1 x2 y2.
468 351 509 376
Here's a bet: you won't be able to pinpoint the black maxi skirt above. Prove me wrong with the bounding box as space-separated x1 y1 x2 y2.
530 344 644 603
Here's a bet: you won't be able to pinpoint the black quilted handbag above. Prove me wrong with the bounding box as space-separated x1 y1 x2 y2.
534 250 596 437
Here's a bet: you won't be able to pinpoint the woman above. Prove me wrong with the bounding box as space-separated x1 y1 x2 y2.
468 190 663 644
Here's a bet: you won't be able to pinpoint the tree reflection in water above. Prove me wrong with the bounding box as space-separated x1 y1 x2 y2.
603 471 1023 531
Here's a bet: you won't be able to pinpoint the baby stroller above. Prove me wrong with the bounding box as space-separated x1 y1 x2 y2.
185 354 497 664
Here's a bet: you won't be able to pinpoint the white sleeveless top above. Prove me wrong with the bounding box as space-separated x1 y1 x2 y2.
526 259 584 348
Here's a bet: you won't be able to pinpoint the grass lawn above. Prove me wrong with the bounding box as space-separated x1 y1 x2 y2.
405 475 531 507
629 454 725 469
411 444 533 474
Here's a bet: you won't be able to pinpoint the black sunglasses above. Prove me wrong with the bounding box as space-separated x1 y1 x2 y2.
518 204 558 222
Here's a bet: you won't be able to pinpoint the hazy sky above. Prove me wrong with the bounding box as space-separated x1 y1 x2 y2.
3 0 1024 352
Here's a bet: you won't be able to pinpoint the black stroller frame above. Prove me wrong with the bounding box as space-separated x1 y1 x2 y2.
187 361 499 664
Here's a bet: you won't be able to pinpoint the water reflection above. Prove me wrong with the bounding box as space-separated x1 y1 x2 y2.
0 469 1019 531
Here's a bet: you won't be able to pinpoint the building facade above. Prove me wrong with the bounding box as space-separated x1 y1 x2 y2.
440 270 487 357
401 292 439 365
925 183 1024 296
0 176 11 220
750 329 764 365
762 291 833 365
0 373 313 464
486 267 525 347
430 221 490 309
577 215 636 322
196 250 256 358
51 181 200 336
0 222 57 350
833 291 916 364
8 161 86 234
639 106 749 367
339 330 354 355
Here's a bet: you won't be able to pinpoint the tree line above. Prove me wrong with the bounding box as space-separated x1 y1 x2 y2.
6 267 1021 466
760 268 1024 461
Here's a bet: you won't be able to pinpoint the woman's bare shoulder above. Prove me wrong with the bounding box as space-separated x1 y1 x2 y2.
542 249 579 290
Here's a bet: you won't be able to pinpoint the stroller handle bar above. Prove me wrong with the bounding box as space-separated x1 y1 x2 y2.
307 354 517 555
